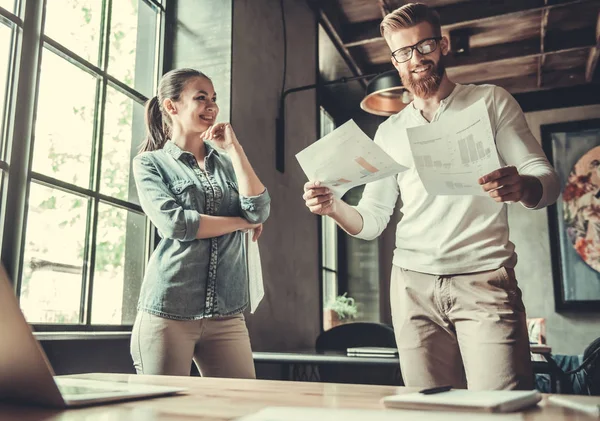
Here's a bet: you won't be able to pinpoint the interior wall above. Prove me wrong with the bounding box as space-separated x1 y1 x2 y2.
512 104 600 355
231 0 321 351
170 0 232 121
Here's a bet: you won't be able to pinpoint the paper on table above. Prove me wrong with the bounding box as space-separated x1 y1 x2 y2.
246 230 264 314
296 120 408 198
236 406 525 421
406 98 501 196
382 389 541 413
548 395 600 416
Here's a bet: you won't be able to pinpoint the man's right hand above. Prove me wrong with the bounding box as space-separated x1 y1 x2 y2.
303 181 336 216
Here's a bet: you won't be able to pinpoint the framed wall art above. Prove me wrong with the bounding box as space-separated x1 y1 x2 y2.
541 118 600 311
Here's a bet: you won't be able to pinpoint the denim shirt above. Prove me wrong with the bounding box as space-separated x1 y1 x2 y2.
132 141 270 320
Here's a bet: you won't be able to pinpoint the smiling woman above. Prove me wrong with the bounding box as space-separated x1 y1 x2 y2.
130 67 271 379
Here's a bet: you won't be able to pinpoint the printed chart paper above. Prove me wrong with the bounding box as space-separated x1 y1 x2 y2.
246 230 264 314
406 98 501 196
296 120 408 198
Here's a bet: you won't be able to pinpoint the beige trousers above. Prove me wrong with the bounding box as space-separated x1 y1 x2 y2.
390 265 533 390
130 312 256 379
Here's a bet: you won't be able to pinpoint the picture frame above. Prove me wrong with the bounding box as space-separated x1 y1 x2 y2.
541 118 600 311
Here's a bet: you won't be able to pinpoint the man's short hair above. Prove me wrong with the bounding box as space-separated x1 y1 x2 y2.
380 3 442 40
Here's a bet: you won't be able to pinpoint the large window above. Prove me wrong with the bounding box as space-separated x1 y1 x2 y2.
0 0 165 329
0 0 19 260
319 109 381 328
320 108 338 318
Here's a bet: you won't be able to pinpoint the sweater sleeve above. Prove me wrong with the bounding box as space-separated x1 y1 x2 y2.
493 86 561 210
351 125 400 240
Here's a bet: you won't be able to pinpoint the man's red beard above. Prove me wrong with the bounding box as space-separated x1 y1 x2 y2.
400 58 445 99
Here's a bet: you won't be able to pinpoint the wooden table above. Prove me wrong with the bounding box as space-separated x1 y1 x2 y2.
0 373 596 420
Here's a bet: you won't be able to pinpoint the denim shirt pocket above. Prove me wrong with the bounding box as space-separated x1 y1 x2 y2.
225 180 240 215
169 179 201 211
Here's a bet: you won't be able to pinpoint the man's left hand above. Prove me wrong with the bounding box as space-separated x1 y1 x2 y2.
478 166 523 203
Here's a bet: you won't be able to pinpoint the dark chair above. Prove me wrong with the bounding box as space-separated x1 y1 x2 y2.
535 336 600 395
315 322 403 386
584 336 600 395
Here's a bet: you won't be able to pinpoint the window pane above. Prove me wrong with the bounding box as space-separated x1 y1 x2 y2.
100 86 143 204
20 183 88 324
91 203 145 325
322 269 338 310
343 187 380 323
44 0 102 65
0 0 15 14
33 49 96 188
321 216 337 270
0 168 5 249
108 0 157 97
0 23 12 158
320 108 335 138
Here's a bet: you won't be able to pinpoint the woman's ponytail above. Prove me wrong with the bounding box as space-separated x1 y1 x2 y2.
140 96 168 152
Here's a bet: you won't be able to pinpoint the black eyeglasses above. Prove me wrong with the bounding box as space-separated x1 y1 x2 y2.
391 37 443 63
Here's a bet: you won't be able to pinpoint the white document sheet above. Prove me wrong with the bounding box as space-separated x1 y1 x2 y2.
246 230 264 314
296 120 408 198
236 406 525 421
406 98 501 196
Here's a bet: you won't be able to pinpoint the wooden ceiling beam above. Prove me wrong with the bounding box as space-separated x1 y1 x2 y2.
585 11 600 82
343 0 590 48
537 3 549 88
444 39 541 68
448 46 591 81
378 0 392 17
366 28 596 73
473 68 588 95
310 0 366 79
476 74 540 94
513 83 600 113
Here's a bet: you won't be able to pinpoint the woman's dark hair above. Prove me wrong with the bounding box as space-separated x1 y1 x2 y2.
140 68 211 152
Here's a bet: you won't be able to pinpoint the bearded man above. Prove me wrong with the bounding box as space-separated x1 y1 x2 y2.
302 2 560 390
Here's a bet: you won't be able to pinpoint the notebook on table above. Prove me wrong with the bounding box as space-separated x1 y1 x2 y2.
382 389 542 413
346 347 398 357
0 263 187 408
548 395 600 416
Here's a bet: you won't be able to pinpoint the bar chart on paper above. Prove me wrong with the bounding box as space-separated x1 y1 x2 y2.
355 157 380 176
329 157 380 187
407 99 501 196
317 151 397 196
296 120 408 198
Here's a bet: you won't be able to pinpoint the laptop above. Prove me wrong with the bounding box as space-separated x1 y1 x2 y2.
0 263 186 408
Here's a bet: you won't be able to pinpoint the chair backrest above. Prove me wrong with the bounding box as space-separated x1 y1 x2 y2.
314 322 401 386
583 336 600 395
316 322 397 351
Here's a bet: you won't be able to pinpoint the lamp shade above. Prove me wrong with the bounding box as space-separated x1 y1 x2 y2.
360 70 412 116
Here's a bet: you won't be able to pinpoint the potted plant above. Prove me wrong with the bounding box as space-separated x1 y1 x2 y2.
324 293 358 330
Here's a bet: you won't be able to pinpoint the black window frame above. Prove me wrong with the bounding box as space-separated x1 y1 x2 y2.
0 0 167 332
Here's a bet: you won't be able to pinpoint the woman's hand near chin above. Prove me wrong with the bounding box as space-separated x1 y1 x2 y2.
201 122 239 151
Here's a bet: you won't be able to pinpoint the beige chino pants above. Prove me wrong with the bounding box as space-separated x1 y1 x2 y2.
390 265 533 390
130 312 256 379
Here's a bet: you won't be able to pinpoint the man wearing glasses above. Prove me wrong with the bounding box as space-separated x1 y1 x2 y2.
303 3 560 390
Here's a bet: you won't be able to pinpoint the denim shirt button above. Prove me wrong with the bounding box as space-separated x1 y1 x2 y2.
242 202 256 212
